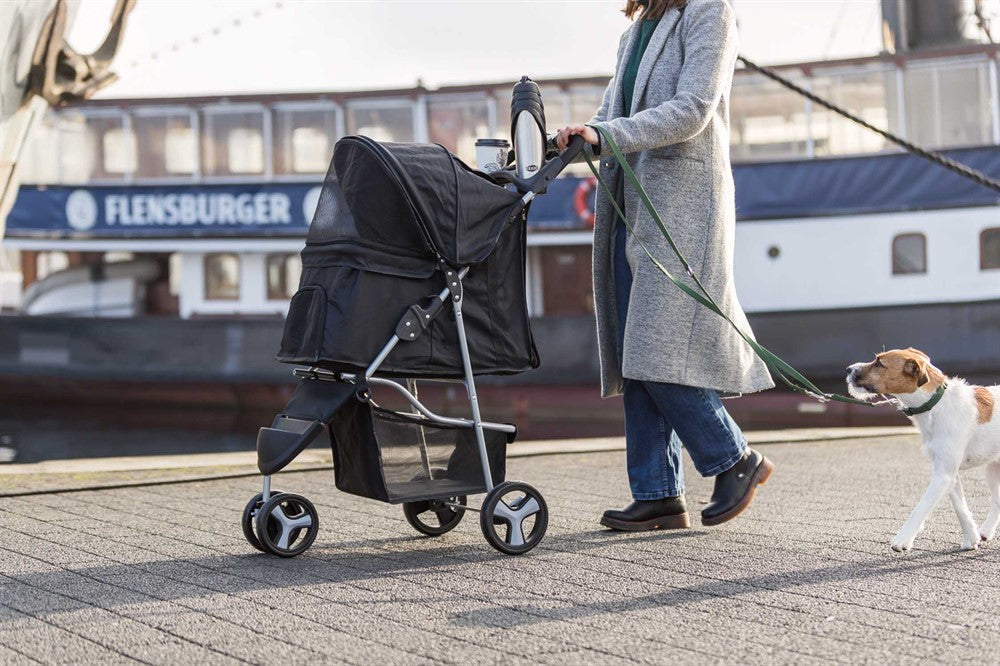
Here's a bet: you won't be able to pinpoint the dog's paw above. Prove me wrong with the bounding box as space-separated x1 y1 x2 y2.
890 534 914 552
978 524 996 543
960 538 980 551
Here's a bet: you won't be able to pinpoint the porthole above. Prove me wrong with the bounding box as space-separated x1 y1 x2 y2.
767 246 780 259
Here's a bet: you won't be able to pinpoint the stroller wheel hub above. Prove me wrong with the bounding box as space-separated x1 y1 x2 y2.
480 481 549 555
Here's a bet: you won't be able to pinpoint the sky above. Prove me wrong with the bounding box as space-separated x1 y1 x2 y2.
63 0 895 99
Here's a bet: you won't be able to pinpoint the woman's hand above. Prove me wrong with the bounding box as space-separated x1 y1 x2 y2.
555 124 599 151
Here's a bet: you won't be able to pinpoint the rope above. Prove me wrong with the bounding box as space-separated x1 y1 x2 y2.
736 55 1000 193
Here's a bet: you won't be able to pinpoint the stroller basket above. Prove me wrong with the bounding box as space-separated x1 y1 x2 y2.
329 397 510 504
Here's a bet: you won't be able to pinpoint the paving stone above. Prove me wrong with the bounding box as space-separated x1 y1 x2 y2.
0 436 997 664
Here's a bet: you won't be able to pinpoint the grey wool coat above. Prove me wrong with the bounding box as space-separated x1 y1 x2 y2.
586 0 773 398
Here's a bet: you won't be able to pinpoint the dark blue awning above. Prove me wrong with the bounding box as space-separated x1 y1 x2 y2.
730 145 1000 221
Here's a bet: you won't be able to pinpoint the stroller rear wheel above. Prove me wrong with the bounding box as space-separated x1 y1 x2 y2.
480 482 548 555
254 493 319 557
403 496 467 536
241 491 283 552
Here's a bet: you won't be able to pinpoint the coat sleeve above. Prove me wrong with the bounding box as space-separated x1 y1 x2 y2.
589 0 738 156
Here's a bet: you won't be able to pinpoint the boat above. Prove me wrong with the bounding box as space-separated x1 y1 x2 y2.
1 5 998 442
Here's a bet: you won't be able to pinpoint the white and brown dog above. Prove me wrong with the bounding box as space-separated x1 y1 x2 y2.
847 348 1000 552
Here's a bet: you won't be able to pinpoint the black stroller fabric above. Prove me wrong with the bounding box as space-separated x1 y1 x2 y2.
277 136 539 378
328 396 510 504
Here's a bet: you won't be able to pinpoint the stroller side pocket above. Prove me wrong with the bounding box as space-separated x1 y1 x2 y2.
278 285 328 362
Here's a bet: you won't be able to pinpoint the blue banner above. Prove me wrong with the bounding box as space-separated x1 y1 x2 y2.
6 183 320 238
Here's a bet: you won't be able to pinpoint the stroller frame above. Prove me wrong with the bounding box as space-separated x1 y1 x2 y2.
241 97 588 556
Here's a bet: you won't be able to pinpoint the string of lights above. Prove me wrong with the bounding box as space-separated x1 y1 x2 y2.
125 1 286 69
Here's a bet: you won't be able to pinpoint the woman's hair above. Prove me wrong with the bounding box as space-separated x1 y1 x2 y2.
622 0 688 21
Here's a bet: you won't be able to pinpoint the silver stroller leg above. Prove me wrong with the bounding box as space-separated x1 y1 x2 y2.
451 289 495 494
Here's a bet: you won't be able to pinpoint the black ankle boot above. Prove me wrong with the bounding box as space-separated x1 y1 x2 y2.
701 448 774 526
600 497 690 531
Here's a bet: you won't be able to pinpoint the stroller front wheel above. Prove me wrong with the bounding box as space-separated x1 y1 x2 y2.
254 493 319 557
480 482 548 555
403 496 467 536
242 491 282 552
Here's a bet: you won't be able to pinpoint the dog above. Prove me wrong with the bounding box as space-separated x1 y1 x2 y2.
846 348 1000 552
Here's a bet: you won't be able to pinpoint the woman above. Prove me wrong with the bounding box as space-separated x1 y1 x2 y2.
555 0 775 531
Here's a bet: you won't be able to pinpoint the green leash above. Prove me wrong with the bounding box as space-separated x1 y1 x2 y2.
582 126 871 407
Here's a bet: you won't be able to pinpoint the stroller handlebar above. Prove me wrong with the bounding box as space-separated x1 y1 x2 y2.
492 134 587 196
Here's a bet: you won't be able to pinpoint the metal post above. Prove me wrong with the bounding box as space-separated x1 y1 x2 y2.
452 286 495 494
987 57 999 145
803 77 815 159
262 475 271 501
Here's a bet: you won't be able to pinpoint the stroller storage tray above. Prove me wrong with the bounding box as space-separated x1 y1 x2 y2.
329 397 512 504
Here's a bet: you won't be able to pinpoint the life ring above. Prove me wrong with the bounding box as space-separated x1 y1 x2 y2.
574 177 597 228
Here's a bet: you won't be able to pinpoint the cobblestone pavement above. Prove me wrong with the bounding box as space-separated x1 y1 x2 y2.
1 434 997 664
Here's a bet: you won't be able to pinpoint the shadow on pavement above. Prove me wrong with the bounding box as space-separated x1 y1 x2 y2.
2 525 990 629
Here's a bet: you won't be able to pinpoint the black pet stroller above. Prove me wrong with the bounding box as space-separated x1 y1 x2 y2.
240 77 586 556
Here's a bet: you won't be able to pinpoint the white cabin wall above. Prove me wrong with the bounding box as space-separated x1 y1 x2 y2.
734 205 1000 312
178 251 291 319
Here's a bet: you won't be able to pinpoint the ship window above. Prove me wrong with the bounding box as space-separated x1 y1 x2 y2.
904 61 993 149
892 233 926 275
810 67 896 156
133 113 197 177
82 113 134 179
36 251 69 280
204 253 240 300
730 73 811 161
58 111 96 184
346 102 414 142
227 128 264 173
203 109 266 176
274 106 339 175
981 228 1000 270
291 128 331 173
103 128 137 174
266 254 302 300
428 96 490 166
19 111 62 184
568 85 607 126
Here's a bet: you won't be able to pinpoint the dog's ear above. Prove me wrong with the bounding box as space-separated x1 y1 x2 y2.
903 358 930 386
905 347 930 361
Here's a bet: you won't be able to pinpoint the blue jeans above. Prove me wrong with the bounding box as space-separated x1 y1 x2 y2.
614 219 746 500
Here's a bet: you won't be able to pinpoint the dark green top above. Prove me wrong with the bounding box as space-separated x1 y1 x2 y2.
621 17 661 115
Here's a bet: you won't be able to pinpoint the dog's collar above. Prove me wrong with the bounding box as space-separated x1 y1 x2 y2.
901 383 947 416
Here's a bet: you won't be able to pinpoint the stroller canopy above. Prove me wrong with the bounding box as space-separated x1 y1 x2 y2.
308 136 524 266
282 135 539 378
